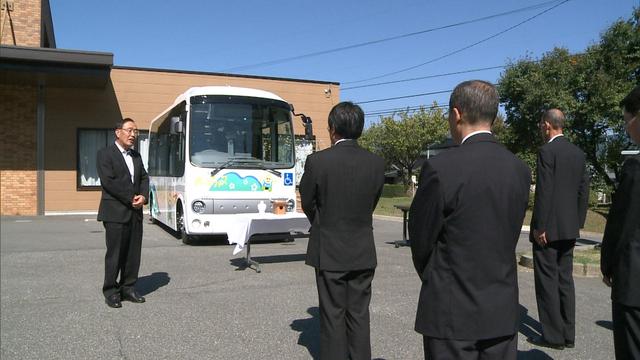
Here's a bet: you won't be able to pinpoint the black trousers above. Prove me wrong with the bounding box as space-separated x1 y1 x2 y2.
533 239 576 344
423 334 517 360
612 302 640 360
102 218 142 298
315 268 375 360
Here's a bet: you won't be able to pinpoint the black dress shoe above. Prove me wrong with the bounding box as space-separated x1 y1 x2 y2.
105 294 122 308
526 336 565 350
121 289 145 303
565 341 575 349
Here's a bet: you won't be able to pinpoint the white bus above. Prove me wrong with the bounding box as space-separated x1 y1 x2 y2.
147 86 311 244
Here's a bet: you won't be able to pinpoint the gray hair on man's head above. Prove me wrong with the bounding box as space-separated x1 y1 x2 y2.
449 80 499 125
542 109 565 130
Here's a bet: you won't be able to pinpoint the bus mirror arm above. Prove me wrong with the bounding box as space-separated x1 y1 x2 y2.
291 108 314 141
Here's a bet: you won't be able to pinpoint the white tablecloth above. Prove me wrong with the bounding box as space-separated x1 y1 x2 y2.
219 213 310 255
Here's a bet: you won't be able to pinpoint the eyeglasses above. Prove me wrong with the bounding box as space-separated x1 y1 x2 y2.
118 128 139 136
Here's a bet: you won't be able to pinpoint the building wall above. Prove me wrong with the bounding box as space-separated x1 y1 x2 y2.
41 68 337 213
0 0 41 46
0 84 38 215
43 81 122 212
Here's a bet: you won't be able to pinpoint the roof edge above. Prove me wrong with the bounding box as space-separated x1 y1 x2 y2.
113 65 340 86
0 45 113 67
41 0 56 48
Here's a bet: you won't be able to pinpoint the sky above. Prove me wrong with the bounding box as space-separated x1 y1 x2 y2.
50 0 638 126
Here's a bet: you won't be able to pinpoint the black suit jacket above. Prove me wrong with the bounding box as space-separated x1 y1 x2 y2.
531 136 589 242
409 133 531 339
299 140 385 271
601 155 640 307
97 143 149 223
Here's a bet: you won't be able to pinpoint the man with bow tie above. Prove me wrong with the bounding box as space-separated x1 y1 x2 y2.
97 118 149 308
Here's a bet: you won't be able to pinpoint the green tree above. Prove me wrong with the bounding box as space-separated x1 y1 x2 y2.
360 103 449 188
498 8 640 188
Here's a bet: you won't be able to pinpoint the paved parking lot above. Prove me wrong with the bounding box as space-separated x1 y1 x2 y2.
1 215 614 359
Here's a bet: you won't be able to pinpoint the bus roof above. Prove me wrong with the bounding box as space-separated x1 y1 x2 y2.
175 86 286 105
148 86 289 127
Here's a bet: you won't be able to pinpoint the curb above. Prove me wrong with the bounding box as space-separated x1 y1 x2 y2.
518 249 601 278
373 214 605 239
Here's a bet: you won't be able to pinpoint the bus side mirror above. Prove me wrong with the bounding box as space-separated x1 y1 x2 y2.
302 115 313 141
170 116 184 134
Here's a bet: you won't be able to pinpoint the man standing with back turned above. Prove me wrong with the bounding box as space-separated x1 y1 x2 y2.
528 109 589 350
300 102 385 360
601 85 640 359
409 80 531 360
97 118 149 308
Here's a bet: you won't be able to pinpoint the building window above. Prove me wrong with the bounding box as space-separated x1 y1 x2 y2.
77 129 148 189
78 129 111 189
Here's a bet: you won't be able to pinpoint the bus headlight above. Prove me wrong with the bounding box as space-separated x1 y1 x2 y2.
287 199 295 212
192 200 206 214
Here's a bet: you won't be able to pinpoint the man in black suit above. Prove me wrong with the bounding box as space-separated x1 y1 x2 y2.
97 118 149 308
528 109 589 350
409 80 531 360
601 85 640 359
299 102 385 360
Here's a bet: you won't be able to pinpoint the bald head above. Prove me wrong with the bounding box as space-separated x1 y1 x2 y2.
542 109 565 130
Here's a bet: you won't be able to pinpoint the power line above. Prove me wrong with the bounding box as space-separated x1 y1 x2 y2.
342 65 505 91
221 0 563 73
355 89 454 104
344 0 571 85
365 104 450 117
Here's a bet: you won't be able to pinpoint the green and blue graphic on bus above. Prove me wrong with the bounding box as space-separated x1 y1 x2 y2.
210 172 273 192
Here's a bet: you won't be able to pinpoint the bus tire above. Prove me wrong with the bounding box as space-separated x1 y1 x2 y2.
177 205 192 245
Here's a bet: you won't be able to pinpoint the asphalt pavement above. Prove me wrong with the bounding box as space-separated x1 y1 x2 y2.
1 215 614 359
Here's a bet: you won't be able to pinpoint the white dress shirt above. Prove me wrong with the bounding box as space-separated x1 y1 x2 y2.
461 130 492 144
334 138 353 146
115 141 134 183
548 134 564 143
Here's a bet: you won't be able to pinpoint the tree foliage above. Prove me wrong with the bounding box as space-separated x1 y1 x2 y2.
498 8 640 188
359 103 449 187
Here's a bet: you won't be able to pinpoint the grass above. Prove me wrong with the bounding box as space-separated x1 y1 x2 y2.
375 197 412 217
375 197 609 234
573 249 601 265
523 208 608 234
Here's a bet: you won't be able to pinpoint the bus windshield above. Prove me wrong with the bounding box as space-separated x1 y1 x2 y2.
189 95 295 169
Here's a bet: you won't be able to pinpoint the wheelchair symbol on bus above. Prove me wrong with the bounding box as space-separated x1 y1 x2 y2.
283 173 294 186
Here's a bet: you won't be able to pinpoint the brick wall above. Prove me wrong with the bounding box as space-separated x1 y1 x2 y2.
0 84 38 215
0 0 41 47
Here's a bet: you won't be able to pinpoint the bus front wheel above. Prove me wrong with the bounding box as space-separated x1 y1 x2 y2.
177 206 192 245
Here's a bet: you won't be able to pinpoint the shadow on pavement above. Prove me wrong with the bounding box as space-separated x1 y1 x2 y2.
136 272 170 296
595 320 613 330
186 235 230 246
250 254 306 264
517 349 554 359
519 304 543 340
384 241 408 247
290 307 320 359
229 254 306 271
576 238 600 246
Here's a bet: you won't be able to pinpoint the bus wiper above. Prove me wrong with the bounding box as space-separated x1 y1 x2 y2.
264 168 282 177
210 158 250 177
210 158 282 178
